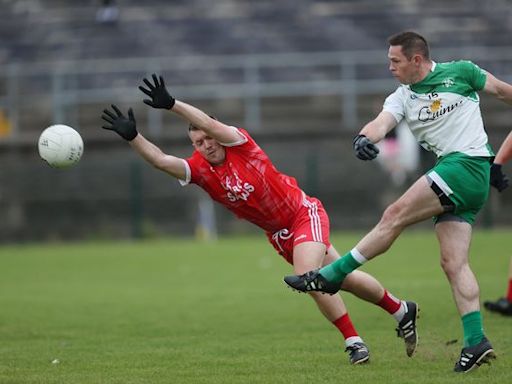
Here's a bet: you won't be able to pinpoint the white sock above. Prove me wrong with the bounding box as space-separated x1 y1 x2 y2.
345 336 363 347
392 301 407 323
351 248 368 265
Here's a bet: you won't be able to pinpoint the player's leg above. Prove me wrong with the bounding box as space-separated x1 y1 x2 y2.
484 256 512 315
435 220 496 372
323 176 443 280
436 220 479 315
285 175 444 291
293 241 369 365
327 246 419 357
354 175 444 258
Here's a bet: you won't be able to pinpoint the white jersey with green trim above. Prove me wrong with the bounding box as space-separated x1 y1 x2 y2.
383 60 493 158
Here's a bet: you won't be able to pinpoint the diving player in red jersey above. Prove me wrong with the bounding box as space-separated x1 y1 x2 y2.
100 74 419 365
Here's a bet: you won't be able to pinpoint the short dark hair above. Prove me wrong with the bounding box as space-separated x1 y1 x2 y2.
188 124 199 132
388 31 430 60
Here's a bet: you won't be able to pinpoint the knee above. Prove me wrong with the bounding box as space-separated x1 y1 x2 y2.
379 202 405 231
440 254 463 278
293 256 322 274
294 264 315 275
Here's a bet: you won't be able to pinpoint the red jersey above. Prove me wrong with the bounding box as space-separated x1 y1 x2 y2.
182 128 307 233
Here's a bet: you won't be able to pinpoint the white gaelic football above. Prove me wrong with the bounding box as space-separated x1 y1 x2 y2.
38 124 84 168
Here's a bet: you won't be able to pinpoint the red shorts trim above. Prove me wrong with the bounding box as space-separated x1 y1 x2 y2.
266 197 331 264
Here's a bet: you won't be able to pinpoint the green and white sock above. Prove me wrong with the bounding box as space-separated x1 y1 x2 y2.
320 248 368 284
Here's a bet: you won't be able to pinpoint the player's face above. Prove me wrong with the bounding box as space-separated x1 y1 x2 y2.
189 129 226 165
388 45 419 85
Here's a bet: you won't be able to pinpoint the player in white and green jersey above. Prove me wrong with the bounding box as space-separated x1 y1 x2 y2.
284 31 512 373
383 60 494 224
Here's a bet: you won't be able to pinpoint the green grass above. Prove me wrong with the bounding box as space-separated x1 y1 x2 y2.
0 230 511 383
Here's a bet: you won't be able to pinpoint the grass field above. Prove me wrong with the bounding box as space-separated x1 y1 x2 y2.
0 230 511 384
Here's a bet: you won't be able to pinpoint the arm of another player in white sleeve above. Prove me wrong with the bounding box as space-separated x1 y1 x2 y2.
129 134 187 180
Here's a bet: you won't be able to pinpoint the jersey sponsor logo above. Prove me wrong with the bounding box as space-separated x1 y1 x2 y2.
221 171 255 202
418 98 464 123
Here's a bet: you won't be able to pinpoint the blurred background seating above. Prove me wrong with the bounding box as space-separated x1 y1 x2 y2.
0 0 511 242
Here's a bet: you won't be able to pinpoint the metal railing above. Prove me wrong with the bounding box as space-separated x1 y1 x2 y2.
1 46 512 142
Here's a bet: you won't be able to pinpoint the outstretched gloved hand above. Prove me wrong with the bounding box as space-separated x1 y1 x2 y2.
139 74 176 110
101 104 138 141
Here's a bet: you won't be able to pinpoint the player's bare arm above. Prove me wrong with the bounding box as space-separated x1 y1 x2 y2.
360 110 398 143
494 131 512 165
130 134 187 180
139 74 243 145
489 130 512 192
483 72 512 106
101 104 187 180
353 111 397 161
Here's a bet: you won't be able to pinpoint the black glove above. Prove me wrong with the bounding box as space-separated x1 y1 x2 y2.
490 163 509 192
101 104 138 141
353 134 380 160
138 74 175 110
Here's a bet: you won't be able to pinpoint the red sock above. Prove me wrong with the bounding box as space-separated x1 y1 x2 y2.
507 279 512 302
377 290 401 314
332 313 358 339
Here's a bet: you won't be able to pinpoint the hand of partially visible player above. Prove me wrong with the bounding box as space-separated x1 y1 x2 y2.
139 74 175 110
353 134 380 160
490 163 509 192
101 104 138 141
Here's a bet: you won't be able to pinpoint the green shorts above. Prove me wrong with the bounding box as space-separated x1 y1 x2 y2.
427 152 491 224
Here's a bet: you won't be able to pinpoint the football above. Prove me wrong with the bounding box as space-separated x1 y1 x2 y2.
38 124 84 168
